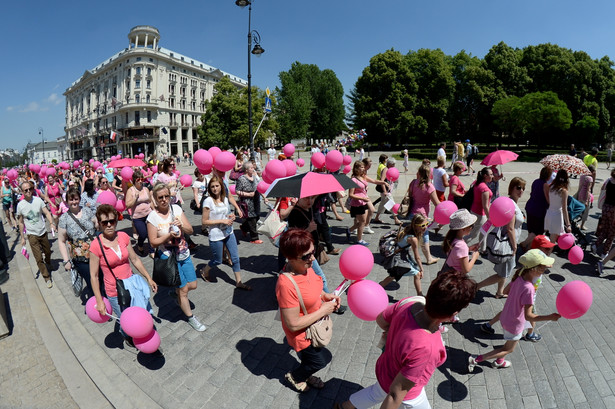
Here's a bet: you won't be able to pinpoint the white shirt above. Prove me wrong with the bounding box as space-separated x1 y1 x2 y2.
433 167 448 191
192 179 207 203
267 148 276 161
203 197 233 241
437 147 446 160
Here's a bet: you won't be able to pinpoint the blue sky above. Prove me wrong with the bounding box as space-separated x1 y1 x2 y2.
2 0 615 151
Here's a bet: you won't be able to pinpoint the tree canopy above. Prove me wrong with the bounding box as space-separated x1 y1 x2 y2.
349 42 615 147
276 62 346 144
197 77 277 149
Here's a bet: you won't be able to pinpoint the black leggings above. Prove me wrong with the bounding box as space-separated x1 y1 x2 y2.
291 345 331 382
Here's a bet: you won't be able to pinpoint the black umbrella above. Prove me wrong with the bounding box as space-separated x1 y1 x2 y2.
265 172 359 198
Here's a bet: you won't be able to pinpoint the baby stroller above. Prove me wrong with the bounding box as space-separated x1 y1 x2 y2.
567 196 590 250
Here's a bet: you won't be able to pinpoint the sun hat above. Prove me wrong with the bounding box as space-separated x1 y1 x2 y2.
531 235 556 249
519 249 555 269
449 209 477 230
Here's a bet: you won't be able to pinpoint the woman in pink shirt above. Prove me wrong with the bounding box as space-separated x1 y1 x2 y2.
336 272 477 409
466 167 493 251
125 170 152 256
448 162 466 202
406 164 440 264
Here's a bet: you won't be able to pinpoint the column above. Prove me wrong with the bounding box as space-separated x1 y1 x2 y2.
145 34 149 48
135 35 139 48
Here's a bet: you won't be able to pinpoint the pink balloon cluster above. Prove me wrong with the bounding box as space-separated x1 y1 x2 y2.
120 307 161 354
325 150 343 172
311 152 325 169
557 233 575 250
386 167 400 182
97 191 117 207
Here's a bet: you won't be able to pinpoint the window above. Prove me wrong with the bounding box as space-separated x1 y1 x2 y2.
135 111 140 126
135 80 141 88
136 67 141 75
170 98 175 108
135 94 140 103
147 111 152 122
191 101 196 110
169 84 175 93
136 57 141 61
146 80 151 89
125 112 129 124
147 67 151 75
127 68 131 76
146 94 150 103
113 87 117 98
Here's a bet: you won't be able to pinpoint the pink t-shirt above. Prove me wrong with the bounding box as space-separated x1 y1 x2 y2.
350 177 369 207
471 182 492 215
448 175 465 201
446 239 468 272
410 181 435 217
500 277 535 335
89 232 133 297
376 301 446 400
577 175 593 203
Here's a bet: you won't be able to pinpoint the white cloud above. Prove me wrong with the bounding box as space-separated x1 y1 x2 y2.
6 106 14 112
46 93 62 105
20 102 43 112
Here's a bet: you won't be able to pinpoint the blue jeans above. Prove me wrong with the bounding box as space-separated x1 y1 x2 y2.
73 260 93 298
108 296 127 337
311 260 329 293
209 233 240 273
133 216 148 248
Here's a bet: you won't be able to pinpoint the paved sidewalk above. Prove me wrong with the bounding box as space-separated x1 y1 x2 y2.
2 153 614 408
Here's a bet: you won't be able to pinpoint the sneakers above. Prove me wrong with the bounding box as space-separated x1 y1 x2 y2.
124 337 137 351
597 261 604 276
188 316 207 332
524 332 542 342
46 280 53 289
451 315 460 323
439 324 449 333
363 226 375 234
345 228 351 242
481 323 495 335
468 355 478 372
493 359 512 368
357 240 370 246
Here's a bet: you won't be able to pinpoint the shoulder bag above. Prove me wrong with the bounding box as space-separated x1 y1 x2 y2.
67 211 95 296
283 273 333 348
398 180 415 218
257 201 288 244
152 206 181 287
96 236 131 311
485 226 514 264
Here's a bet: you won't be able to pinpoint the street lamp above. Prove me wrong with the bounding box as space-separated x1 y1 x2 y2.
236 0 265 159
38 127 44 163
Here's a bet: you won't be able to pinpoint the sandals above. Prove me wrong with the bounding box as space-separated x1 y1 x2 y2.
327 248 341 255
495 293 508 299
285 372 309 392
250 240 264 244
200 266 212 282
236 282 252 291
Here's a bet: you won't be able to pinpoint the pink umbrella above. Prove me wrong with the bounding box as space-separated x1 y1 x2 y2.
480 150 519 166
107 158 146 168
264 172 359 198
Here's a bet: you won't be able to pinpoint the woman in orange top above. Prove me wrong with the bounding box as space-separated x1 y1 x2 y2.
276 229 341 393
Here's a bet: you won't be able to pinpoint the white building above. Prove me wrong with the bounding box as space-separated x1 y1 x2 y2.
26 139 66 164
64 25 246 161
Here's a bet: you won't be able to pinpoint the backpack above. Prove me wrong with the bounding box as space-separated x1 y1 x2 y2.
379 229 400 258
455 185 475 210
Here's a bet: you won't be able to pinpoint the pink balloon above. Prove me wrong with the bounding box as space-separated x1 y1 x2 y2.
347 280 389 321
92 161 102 170
386 167 400 182
339 245 374 280
46 167 56 176
79 159 83 164
392 203 401 214
194 149 213 170
89 159 94 164
73 161 80 168
152 165 158 173
262 169 273 184
116 155 122 159
558 233 575 250
556 280 593 319
85 297 112 324
173 170 180 177
283 143 295 157
198 167 212 175
180 174 193 187
296 158 305 168
343 165 351 174
208 146 222 161
343 155 352 166
568 245 584 265
282 159 296 176
213 151 235 172
325 150 343 172
114 200 126 212
120 306 154 339
311 152 325 169
257 181 270 194
29 164 40 173
229 184 236 195
97 190 117 207
133 329 161 354
120 167 133 180
265 160 287 181
489 196 516 227
434 201 458 225
6 169 18 180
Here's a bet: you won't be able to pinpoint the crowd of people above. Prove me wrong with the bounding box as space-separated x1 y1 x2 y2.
1 141 613 408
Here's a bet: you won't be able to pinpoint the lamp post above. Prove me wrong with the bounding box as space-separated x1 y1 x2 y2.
38 127 44 163
236 0 264 159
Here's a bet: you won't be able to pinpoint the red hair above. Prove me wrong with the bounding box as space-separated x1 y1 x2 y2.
279 229 314 260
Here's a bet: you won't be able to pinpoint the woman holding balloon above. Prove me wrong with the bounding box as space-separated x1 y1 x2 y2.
373 158 401 225
477 177 526 298
276 229 341 393
125 170 153 257
336 271 477 409
468 250 560 372
448 161 466 202
347 161 387 245
466 167 494 252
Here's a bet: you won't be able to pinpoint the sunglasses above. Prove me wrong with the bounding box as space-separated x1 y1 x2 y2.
515 186 525 191
416 222 429 228
100 219 117 226
300 251 315 262
157 195 170 200
100 181 108 184
23 188 32 192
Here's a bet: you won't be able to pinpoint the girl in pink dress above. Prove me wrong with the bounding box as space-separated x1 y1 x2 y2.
45 175 64 225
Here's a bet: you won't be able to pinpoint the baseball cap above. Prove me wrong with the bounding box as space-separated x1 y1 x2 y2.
531 235 556 250
519 249 555 269
465 139 470 143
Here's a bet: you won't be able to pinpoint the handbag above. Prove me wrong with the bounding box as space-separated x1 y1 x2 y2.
70 267 83 297
398 180 415 218
96 236 132 311
67 210 95 263
152 249 181 287
485 226 514 264
257 201 287 244
316 242 330 265
283 273 333 348
229 169 243 181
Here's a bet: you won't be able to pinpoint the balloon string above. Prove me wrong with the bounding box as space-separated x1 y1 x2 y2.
478 224 495 247
334 279 352 296
535 321 550 331
105 312 119 320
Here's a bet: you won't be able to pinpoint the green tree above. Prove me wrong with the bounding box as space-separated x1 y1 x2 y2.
349 49 419 144
277 62 345 144
484 42 531 98
514 91 572 150
491 95 523 141
197 77 277 149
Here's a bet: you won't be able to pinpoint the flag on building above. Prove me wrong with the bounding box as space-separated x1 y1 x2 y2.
110 131 117 141
159 95 165 102
112 97 117 107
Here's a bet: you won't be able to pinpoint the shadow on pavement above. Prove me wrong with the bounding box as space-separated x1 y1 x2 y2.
437 346 470 402
232 276 279 313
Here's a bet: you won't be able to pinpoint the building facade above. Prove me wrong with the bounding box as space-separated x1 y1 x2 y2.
26 139 66 164
64 26 246 161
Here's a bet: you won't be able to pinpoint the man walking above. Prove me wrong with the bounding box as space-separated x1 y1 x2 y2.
437 142 447 162
17 181 56 288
